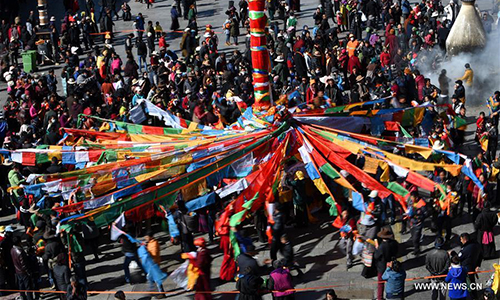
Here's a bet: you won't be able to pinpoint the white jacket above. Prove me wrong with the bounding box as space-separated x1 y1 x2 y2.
444 3 460 21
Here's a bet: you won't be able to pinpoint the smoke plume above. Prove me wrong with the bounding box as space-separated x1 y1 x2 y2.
417 30 500 107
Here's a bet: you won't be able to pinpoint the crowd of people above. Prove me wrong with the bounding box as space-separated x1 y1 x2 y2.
0 0 499 299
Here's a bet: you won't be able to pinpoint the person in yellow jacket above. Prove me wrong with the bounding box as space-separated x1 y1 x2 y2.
457 63 474 87
436 183 460 241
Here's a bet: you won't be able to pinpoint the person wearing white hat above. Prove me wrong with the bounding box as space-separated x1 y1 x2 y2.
368 190 379 199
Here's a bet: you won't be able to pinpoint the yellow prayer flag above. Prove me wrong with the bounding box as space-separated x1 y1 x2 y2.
492 263 500 293
312 178 329 195
404 144 433 159
363 156 380 174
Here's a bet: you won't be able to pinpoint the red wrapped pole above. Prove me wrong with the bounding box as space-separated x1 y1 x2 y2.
249 0 271 110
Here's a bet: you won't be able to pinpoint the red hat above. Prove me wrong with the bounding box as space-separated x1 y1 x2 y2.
194 237 206 248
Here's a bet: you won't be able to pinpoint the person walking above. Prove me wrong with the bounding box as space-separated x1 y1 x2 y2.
120 229 146 284
193 238 212 300
279 234 303 276
171 4 180 31
267 259 295 300
270 203 285 261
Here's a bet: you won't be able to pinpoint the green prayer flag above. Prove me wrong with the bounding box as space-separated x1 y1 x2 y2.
325 196 338 216
454 116 467 128
386 182 409 197
230 230 241 258
399 125 412 138
320 163 340 179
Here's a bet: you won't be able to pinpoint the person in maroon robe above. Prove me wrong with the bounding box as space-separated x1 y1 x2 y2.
194 238 213 300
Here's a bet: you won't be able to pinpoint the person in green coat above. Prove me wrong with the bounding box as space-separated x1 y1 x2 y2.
7 161 25 205
187 4 196 22
287 170 309 228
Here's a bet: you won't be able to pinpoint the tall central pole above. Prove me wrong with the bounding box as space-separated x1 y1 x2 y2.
249 0 271 110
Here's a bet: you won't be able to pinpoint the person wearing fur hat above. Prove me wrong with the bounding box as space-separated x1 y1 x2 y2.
374 227 399 300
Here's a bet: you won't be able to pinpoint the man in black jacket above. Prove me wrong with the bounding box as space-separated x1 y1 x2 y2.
270 203 285 261
280 234 303 276
11 236 34 300
425 237 450 300
459 232 482 300
136 38 148 73
236 244 261 276
121 230 145 284
374 227 399 300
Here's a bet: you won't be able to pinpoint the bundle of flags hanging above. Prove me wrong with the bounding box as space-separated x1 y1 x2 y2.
1 100 484 263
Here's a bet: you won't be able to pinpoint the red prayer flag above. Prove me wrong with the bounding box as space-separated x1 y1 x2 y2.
384 121 400 131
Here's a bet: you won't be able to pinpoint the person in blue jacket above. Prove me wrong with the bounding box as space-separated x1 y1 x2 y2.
382 260 406 299
445 255 469 300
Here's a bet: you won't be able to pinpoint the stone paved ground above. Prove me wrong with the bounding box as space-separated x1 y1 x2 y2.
0 0 499 299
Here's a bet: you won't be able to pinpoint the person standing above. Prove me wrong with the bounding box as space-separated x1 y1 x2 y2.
408 192 427 255
239 0 248 27
229 12 239 45
53 253 71 299
474 201 498 259
287 171 309 228
458 232 482 300
381 260 406 300
11 236 34 300
135 13 145 41
457 63 473 88
235 266 264 300
425 237 450 300
8 163 25 204
445 255 469 300
136 38 148 73
374 227 399 300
